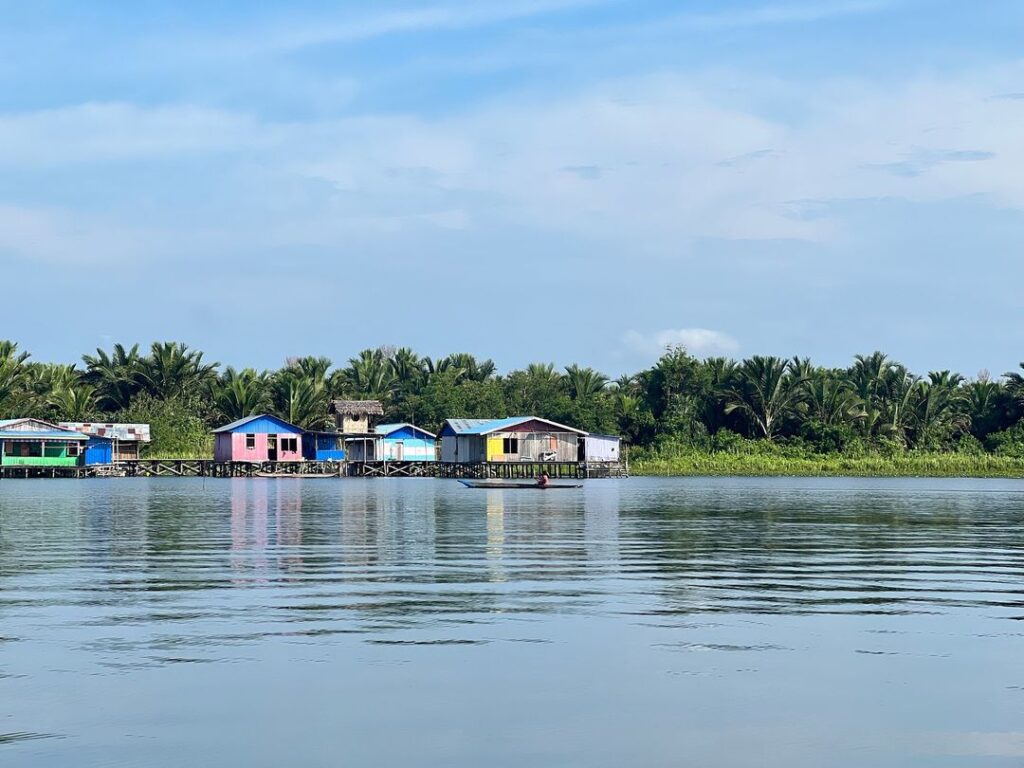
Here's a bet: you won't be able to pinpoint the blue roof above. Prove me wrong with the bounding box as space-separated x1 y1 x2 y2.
375 423 437 439
441 419 494 435
441 417 586 436
212 414 303 434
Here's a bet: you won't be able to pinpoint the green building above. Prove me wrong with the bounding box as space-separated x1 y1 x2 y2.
0 418 89 467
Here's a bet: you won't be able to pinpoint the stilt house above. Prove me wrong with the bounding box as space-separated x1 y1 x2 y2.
0 419 88 467
60 422 151 464
345 423 437 462
212 415 304 463
438 417 587 464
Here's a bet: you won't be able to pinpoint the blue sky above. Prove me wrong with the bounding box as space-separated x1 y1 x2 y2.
2 0 1023 376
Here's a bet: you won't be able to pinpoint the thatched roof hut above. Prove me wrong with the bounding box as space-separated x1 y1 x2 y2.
328 400 384 433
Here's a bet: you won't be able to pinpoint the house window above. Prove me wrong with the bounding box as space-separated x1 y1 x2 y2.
281 437 297 453
245 434 256 450
503 437 519 454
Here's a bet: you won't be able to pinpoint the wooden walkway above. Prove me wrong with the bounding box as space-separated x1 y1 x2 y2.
1 459 627 480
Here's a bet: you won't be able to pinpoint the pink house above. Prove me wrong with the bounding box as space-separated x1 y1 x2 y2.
212 414 304 463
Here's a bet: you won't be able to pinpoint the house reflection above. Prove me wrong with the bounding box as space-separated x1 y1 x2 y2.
230 479 269 582
485 490 507 582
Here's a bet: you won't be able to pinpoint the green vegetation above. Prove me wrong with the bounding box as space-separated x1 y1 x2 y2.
632 444 1024 478
1 339 1023 475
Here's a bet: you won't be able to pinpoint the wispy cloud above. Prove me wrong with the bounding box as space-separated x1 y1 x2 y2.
674 0 897 31
0 103 270 167
562 164 603 180
716 148 779 168
201 0 614 58
623 329 740 360
870 148 996 178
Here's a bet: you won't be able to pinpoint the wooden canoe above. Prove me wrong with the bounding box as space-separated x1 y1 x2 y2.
458 479 582 489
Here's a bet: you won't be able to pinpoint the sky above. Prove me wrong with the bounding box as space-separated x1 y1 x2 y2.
2 0 1023 377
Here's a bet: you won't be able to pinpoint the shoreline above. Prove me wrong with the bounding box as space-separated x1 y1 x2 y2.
630 452 1024 479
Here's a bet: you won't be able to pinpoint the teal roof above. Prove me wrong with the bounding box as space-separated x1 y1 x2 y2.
0 418 88 440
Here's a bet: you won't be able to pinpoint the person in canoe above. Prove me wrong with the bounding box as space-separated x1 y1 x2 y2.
537 472 550 488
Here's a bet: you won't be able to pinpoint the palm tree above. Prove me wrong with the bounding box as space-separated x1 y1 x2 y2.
564 364 608 399
803 372 864 427
342 349 396 400
285 356 333 382
390 347 426 390
722 356 807 439
213 367 267 421
135 342 218 400
82 343 144 411
440 353 496 383
789 356 816 382
525 362 560 385
849 351 894 436
275 376 328 430
698 356 739 433
964 376 1002 437
877 365 919 445
0 340 31 417
612 373 640 394
48 383 97 421
909 371 967 448
1005 363 1024 408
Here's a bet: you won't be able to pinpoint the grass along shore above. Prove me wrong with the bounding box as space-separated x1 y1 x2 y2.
630 450 1024 478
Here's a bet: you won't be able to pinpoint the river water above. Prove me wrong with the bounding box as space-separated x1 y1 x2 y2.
1 477 1023 767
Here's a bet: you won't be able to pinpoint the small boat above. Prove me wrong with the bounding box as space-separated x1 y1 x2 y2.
458 479 582 489
255 472 339 479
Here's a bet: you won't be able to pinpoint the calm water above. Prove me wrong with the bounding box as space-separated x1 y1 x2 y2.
1 477 1023 767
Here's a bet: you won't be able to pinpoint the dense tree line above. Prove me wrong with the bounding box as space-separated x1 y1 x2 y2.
1 340 1023 458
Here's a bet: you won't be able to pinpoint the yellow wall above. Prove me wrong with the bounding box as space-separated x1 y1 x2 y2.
486 437 503 461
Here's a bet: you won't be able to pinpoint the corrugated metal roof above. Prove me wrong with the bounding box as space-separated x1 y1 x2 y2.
212 414 302 434
59 422 151 442
442 418 497 434
0 418 88 439
375 423 438 438
442 417 587 436
0 431 88 440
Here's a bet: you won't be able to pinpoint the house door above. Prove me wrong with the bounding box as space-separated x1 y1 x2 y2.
267 434 278 462
394 441 404 461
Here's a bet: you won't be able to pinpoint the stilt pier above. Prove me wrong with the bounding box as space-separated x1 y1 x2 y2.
1 459 628 479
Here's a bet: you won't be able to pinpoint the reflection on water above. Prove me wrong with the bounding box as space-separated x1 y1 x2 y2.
1 477 1023 767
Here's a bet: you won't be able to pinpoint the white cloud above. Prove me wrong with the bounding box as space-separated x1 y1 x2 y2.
623 329 741 360
2 62 1024 264
0 103 270 167
0 205 159 265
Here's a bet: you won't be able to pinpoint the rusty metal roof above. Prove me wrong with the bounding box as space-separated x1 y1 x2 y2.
59 422 151 442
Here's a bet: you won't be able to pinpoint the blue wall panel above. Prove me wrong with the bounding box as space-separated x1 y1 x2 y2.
83 438 113 465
